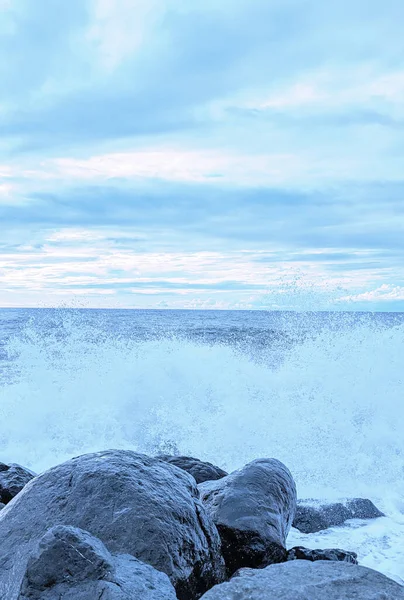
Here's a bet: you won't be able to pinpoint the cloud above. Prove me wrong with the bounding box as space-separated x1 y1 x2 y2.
1 178 404 253
1 0 402 154
47 150 303 186
340 285 404 303
0 0 403 308
237 69 404 113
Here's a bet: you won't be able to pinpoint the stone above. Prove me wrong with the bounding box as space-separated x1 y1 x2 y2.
293 503 348 533
157 455 228 484
0 450 225 600
287 546 358 564
345 498 385 520
18 525 177 600
0 462 36 504
200 560 404 599
199 458 297 576
293 498 384 533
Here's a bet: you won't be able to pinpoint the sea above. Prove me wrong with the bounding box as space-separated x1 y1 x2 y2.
0 308 403 584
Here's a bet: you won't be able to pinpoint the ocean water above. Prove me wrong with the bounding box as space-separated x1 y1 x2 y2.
0 308 403 584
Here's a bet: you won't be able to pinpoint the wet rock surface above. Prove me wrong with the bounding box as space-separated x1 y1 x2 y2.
0 451 400 600
0 450 225 600
0 462 36 505
345 498 385 519
199 458 297 576
157 455 228 484
200 560 404 599
18 525 177 600
293 498 384 533
287 545 358 564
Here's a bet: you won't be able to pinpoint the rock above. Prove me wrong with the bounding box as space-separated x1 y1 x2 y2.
0 503 4 510
0 462 36 504
293 503 349 533
287 546 358 564
199 458 297 576
0 450 225 600
200 560 404 599
18 525 177 600
157 455 228 484
293 498 384 533
345 498 385 519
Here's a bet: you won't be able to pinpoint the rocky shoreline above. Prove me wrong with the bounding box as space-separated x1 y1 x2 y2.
0 452 402 599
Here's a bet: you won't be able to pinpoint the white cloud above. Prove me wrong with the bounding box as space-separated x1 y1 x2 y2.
256 82 327 110
0 183 13 197
340 284 404 303
0 226 388 310
0 165 12 177
238 68 404 113
47 148 305 186
46 229 107 242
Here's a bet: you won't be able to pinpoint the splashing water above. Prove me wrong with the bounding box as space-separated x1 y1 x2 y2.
0 308 403 582
0 309 402 497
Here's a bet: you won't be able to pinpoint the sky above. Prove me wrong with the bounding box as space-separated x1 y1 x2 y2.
0 0 404 310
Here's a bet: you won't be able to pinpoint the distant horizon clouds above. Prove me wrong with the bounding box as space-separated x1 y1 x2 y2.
1 0 403 310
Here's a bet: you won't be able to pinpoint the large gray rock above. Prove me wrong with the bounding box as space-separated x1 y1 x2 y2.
287 546 358 564
200 560 404 599
0 462 36 504
293 498 384 533
199 458 297 576
0 450 225 600
157 455 228 484
18 525 177 600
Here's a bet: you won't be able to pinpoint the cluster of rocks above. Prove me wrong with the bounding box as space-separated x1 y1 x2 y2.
0 451 401 599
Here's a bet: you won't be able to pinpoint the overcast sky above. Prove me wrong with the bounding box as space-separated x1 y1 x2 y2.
1 0 403 310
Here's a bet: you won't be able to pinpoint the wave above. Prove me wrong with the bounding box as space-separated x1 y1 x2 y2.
0 309 403 504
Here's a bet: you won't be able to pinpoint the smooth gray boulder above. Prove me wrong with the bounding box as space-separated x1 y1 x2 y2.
293 498 384 533
200 560 404 599
287 546 358 564
199 458 297 576
0 462 36 504
0 450 225 600
18 525 176 600
157 455 228 484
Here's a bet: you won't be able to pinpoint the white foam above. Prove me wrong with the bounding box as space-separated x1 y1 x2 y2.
288 508 404 584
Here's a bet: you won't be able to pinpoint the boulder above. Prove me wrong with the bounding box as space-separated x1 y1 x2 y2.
0 450 225 600
200 560 404 599
293 498 384 533
0 462 36 504
157 455 228 484
287 546 358 564
18 525 177 600
199 458 297 576
345 498 385 519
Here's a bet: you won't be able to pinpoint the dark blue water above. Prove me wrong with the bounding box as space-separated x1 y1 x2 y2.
1 308 403 368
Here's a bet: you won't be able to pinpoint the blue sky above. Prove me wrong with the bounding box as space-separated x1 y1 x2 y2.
0 0 403 310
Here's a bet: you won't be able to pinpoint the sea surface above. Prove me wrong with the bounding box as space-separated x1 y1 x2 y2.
0 308 403 583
